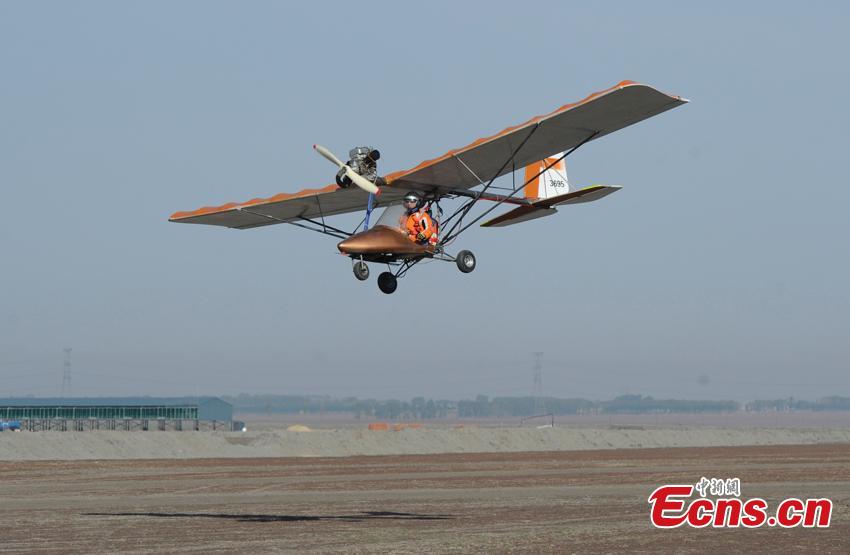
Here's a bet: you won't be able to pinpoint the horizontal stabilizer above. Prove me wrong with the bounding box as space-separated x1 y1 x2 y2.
481 185 621 228
536 185 621 208
480 206 557 228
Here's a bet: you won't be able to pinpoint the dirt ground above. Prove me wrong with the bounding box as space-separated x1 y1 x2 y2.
1 444 848 553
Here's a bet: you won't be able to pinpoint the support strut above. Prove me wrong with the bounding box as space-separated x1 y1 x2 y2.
441 130 599 244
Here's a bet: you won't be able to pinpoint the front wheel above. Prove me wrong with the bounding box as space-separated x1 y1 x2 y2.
377 272 398 294
456 250 476 273
352 261 369 281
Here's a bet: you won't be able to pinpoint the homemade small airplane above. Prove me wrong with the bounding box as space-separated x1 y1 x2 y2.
170 81 688 294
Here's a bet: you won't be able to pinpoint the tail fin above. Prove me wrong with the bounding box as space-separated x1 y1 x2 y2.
481 154 621 228
524 154 572 200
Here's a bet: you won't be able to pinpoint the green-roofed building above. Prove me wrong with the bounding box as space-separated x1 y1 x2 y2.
0 397 235 431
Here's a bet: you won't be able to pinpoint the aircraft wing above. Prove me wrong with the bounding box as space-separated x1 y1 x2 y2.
169 81 685 229
386 81 687 193
169 184 409 229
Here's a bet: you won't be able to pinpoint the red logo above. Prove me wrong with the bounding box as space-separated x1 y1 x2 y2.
648 478 832 529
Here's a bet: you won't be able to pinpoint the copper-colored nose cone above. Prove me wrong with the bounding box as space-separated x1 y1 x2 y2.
337 234 371 254
337 225 429 255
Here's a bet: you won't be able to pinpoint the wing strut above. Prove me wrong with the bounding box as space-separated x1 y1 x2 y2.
363 192 376 231
237 208 351 240
440 129 599 245
297 216 352 238
439 124 540 244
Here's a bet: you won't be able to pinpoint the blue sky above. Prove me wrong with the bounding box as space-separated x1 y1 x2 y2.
1 1 848 401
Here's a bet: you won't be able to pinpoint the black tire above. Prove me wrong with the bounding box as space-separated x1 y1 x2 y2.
456 250 476 273
377 271 398 294
353 261 369 281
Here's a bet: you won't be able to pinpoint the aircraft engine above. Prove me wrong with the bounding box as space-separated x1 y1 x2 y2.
314 144 381 195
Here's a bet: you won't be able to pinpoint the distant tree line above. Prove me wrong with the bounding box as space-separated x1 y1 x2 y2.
744 396 850 412
222 394 453 420
456 394 738 417
222 393 850 420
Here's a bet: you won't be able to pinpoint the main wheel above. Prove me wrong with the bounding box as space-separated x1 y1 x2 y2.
377 272 398 294
352 261 369 281
456 250 476 273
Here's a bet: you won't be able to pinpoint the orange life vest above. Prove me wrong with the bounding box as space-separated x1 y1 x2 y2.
406 209 436 244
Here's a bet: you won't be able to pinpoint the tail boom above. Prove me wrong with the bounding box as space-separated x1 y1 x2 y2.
481 185 621 228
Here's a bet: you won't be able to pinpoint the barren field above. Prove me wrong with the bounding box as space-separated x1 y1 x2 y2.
1 444 849 553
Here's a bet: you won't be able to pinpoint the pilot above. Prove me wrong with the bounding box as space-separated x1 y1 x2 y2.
403 191 437 246
336 147 387 188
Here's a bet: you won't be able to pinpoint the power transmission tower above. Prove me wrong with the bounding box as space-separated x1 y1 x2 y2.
61 347 72 398
532 352 544 414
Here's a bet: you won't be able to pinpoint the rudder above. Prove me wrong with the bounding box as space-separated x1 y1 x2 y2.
523 154 572 200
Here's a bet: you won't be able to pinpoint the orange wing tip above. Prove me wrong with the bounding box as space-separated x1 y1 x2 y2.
169 183 340 222
169 202 241 221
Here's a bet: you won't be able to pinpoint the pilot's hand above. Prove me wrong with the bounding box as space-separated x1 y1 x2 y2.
416 232 427 242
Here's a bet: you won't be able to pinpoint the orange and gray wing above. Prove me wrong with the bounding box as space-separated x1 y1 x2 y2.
385 81 687 193
169 184 408 229
170 81 685 229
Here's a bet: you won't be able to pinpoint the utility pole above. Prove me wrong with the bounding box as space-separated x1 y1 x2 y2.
61 347 72 398
532 352 544 415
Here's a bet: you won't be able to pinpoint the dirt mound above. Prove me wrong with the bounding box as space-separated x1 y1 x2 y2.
2 425 850 461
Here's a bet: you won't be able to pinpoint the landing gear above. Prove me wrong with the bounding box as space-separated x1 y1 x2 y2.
456 250 476 273
377 271 398 294
352 260 369 281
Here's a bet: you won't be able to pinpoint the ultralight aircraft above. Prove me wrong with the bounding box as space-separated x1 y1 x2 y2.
170 81 688 293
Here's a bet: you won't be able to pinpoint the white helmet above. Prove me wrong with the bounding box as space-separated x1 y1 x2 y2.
403 191 422 213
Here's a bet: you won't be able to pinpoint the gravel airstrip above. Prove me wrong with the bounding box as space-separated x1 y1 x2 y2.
1 444 848 552
2 424 850 552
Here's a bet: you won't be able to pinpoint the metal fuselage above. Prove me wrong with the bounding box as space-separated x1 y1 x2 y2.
337 225 432 263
